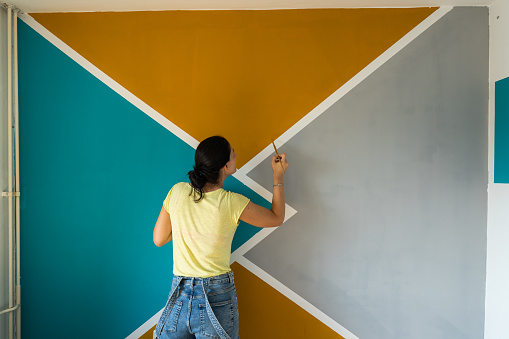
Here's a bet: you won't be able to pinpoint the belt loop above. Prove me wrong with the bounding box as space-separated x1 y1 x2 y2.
229 271 234 283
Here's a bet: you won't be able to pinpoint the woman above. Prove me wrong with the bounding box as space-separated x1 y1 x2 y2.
153 136 288 339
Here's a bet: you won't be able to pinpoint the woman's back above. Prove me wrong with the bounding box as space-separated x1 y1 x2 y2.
164 182 249 278
153 135 288 339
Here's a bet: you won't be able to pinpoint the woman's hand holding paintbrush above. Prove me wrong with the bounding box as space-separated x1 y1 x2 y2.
239 141 288 227
271 141 289 183
270 142 288 223
272 153 288 176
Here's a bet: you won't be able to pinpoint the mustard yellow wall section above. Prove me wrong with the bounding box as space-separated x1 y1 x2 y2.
139 326 155 339
32 8 436 167
138 262 343 338
232 262 344 338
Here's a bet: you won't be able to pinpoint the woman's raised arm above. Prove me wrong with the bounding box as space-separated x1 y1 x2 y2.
240 153 288 228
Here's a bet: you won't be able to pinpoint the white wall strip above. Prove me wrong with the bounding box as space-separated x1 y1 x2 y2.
485 183 509 339
15 1 488 14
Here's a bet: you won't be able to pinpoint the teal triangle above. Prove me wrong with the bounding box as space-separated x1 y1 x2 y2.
18 19 266 339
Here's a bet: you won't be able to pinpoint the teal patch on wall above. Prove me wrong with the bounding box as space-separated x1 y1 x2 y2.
18 19 265 338
224 178 270 252
495 76 509 183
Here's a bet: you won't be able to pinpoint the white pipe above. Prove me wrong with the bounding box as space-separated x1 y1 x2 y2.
14 9 21 339
6 5 14 339
1 6 22 337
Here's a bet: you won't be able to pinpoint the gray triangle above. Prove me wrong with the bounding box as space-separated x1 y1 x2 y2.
245 7 488 339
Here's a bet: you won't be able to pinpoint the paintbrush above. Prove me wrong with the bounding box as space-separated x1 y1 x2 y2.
271 141 285 174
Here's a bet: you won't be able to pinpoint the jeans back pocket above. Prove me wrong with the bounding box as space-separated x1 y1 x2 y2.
163 300 183 333
199 299 234 338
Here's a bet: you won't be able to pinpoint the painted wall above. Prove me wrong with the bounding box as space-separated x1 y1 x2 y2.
28 9 436 169
485 0 509 337
18 18 272 338
247 7 488 339
17 7 489 339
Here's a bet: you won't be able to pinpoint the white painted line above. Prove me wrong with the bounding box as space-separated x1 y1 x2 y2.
125 308 162 339
239 6 453 175
230 172 298 260
18 13 199 150
236 256 360 339
233 171 274 201
230 227 277 264
232 171 297 221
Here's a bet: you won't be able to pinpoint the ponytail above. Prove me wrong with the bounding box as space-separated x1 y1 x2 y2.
188 136 231 202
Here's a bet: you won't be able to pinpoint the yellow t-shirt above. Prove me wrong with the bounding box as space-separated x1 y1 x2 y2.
163 182 250 278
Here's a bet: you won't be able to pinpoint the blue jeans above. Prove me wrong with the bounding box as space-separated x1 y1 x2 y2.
154 271 239 339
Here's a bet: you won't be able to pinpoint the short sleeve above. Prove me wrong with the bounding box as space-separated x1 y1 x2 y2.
230 192 250 226
162 184 177 213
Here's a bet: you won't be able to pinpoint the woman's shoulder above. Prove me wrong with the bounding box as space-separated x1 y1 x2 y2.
223 189 249 202
170 182 192 192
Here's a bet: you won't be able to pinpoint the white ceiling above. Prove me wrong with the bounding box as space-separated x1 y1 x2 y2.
9 0 493 13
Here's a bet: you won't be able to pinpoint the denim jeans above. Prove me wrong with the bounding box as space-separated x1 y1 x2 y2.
154 271 239 339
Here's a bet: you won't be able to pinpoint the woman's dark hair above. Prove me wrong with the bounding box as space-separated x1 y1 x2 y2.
188 136 231 202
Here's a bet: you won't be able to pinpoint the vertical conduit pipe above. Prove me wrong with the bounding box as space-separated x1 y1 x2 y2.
1 5 22 337
13 9 20 339
6 5 14 339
